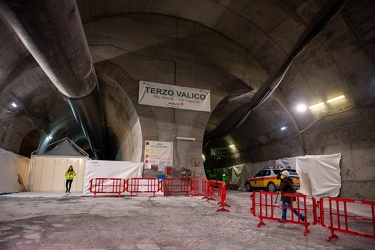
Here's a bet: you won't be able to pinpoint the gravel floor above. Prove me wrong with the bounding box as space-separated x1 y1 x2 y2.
0 190 374 250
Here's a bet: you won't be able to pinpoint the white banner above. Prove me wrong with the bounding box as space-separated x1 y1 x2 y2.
138 81 211 112
83 160 144 194
144 141 173 167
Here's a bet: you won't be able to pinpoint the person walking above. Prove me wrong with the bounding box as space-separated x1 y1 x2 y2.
279 170 304 222
65 165 76 193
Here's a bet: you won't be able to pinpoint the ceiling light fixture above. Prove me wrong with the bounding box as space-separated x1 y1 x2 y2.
327 95 345 103
296 104 307 112
11 102 17 107
176 137 195 141
280 126 287 131
309 102 325 109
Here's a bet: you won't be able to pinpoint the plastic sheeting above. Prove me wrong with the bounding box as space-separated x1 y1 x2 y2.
275 154 341 197
29 156 88 192
236 153 341 197
297 154 341 197
2 146 144 194
43 139 87 157
229 165 243 185
0 148 29 193
83 160 144 194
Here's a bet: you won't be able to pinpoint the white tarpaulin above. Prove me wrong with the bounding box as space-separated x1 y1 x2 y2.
29 156 88 192
294 154 341 197
275 157 295 169
275 154 341 197
237 163 256 190
138 80 211 112
0 148 29 193
83 160 143 194
229 165 243 185
236 154 341 197
27 138 90 192
43 139 87 157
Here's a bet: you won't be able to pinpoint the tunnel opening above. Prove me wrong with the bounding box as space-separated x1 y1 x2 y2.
18 130 40 158
103 127 120 161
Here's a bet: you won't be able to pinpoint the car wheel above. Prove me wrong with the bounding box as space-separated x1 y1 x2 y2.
245 182 252 192
267 182 276 192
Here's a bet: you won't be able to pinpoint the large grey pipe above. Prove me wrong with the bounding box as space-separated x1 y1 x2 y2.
0 0 107 159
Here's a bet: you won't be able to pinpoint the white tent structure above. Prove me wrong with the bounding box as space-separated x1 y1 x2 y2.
0 137 143 194
42 138 88 157
29 137 144 194
29 138 89 192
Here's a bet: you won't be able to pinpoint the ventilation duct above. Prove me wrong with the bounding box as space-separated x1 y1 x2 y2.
0 0 107 159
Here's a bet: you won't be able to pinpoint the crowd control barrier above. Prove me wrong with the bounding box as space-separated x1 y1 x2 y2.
88 177 229 212
190 178 210 199
208 180 230 212
89 178 125 198
163 178 190 196
250 191 317 236
251 191 375 241
319 197 375 241
128 178 161 197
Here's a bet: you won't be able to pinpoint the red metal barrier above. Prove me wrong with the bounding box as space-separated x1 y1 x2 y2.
162 178 190 196
208 180 230 212
319 197 375 241
250 191 317 236
89 178 125 198
190 178 210 199
128 178 161 197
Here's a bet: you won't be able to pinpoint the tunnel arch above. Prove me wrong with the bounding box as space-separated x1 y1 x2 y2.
94 66 143 162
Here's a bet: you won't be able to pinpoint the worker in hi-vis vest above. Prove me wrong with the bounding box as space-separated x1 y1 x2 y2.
65 165 76 193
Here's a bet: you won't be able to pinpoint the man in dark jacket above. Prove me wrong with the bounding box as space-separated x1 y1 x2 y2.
280 170 304 222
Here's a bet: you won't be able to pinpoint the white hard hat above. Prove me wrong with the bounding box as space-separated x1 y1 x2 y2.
281 170 289 177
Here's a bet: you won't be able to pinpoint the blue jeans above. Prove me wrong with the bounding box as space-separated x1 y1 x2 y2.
281 200 304 221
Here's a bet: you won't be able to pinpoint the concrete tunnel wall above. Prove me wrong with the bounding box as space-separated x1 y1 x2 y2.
87 14 257 177
87 14 375 199
1 13 374 199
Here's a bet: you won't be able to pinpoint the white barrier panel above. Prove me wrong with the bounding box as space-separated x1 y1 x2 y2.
83 160 143 194
276 154 341 197
0 148 29 193
29 156 87 192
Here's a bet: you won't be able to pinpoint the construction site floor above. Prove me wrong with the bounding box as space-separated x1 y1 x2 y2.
0 190 374 249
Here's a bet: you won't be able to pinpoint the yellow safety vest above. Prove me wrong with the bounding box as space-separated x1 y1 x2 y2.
65 170 76 180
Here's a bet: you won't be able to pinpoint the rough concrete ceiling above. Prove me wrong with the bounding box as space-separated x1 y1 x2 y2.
0 0 374 165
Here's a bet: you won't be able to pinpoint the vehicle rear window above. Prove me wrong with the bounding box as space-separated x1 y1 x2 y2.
288 169 297 175
275 169 297 175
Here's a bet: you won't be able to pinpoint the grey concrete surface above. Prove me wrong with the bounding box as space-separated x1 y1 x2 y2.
1 190 374 250
1 1 375 200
